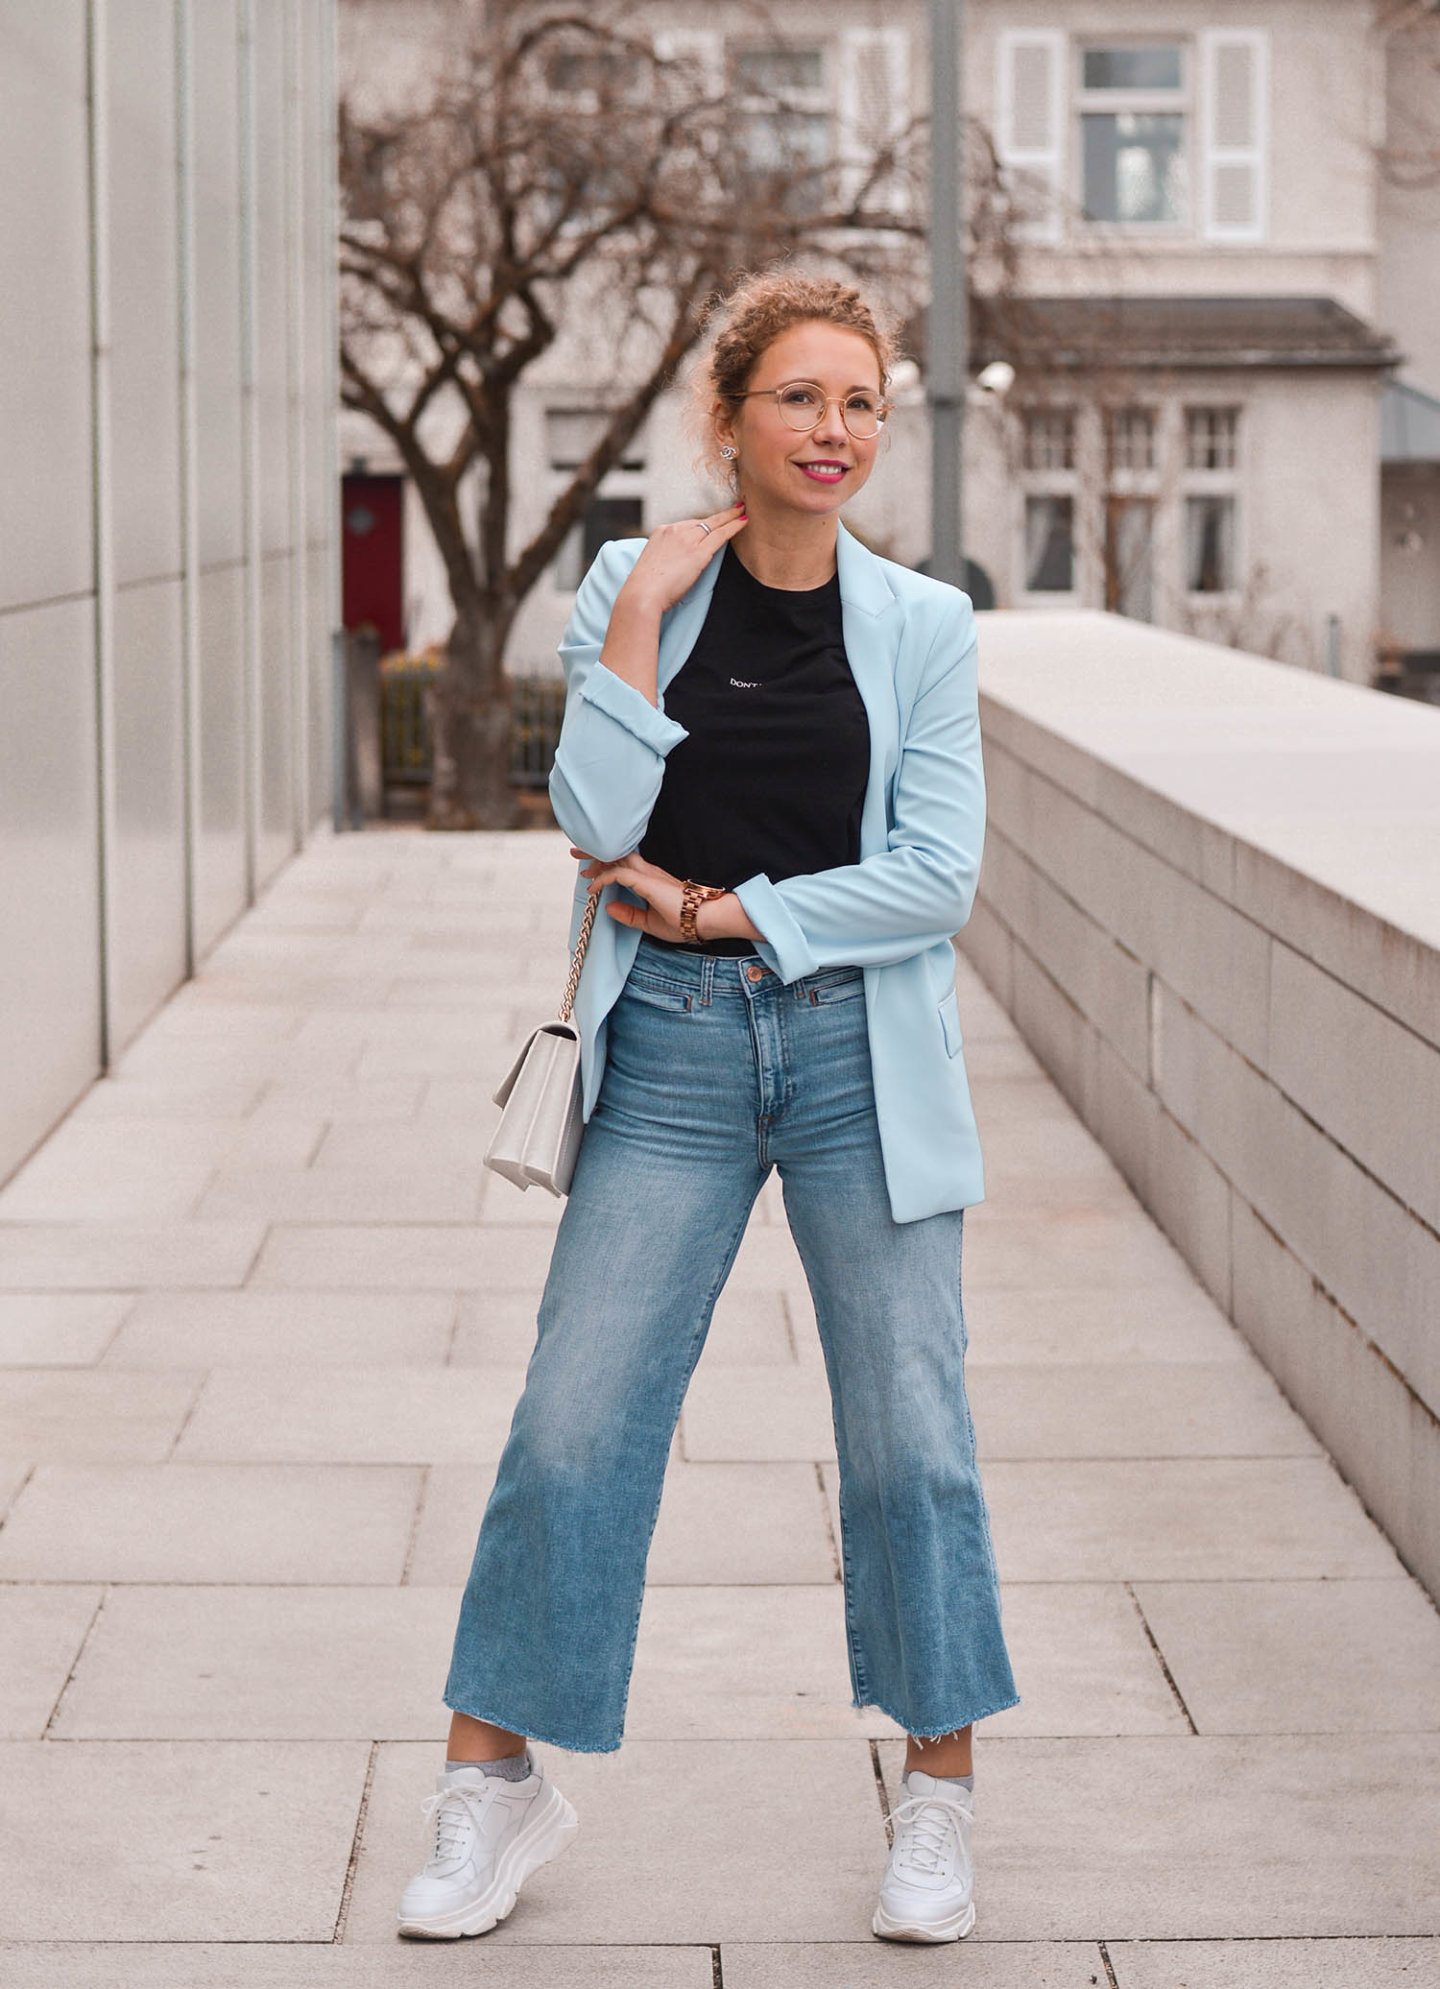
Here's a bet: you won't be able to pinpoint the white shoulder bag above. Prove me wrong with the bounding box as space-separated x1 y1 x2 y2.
483 885 599 1197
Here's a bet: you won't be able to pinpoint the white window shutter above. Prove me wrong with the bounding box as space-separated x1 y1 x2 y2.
1199 30 1268 242
653 28 724 100
995 30 1066 244
837 28 911 214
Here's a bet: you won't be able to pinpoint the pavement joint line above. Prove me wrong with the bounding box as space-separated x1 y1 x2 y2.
40 1580 109 1737
1098 1938 1121 1986
161 1371 210 1462
332 1738 378 1945
1124 1582 1199 1735
399 1465 430 1587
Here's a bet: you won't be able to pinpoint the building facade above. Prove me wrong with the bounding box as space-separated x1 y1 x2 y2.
0 1 339 1186
339 3 1440 691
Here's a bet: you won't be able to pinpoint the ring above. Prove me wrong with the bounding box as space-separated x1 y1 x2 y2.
697 520 713 534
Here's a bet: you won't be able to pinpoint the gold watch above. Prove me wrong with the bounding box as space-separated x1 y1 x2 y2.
679 880 727 943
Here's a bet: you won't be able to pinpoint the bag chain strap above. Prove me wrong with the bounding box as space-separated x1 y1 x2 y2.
558 886 600 1024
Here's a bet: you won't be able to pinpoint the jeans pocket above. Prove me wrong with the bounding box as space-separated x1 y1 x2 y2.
621 973 693 1015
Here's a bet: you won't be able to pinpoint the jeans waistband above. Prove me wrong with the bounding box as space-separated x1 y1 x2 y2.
632 934 863 1002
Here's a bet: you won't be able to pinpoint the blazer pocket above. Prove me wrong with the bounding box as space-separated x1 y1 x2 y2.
937 986 964 1058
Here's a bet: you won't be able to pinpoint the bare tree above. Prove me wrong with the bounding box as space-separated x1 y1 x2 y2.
339 1 947 828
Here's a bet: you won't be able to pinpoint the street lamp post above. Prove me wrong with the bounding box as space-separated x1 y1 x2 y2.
929 0 966 587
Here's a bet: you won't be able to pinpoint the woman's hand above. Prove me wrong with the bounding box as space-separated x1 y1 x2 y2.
571 849 689 942
571 848 766 947
617 502 747 618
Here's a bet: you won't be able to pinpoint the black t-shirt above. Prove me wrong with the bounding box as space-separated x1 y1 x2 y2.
639 540 871 955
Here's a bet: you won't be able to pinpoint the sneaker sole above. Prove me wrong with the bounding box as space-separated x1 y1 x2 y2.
872 1898 976 1943
397 1784 580 1939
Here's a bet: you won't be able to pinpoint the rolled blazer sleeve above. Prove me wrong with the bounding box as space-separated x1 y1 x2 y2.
732 597 984 982
547 540 689 860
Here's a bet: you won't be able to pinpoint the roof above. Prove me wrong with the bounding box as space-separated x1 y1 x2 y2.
950 295 1403 373
1381 378 1440 462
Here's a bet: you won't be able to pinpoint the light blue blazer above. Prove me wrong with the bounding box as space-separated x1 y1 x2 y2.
548 516 986 1223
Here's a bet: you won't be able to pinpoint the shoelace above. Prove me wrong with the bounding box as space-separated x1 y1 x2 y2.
419 1781 491 1867
883 1790 971 1876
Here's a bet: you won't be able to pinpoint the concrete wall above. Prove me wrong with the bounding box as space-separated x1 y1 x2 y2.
961 608 1440 1597
0 0 339 1189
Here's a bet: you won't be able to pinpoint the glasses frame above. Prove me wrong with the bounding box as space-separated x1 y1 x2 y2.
729 378 892 440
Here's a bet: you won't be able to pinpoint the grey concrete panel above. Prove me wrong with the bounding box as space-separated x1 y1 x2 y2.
251 4 292 557
107 1290 455 1368
1155 984 1440 1410
173 1365 527 1463
191 0 245 569
105 0 182 588
0 7 92 610
307 542 333 826
194 563 249 954
257 552 295 884
0 1462 422 1584
109 578 188 1051
0 1740 368 1939
0 598 102 1185
1267 937 1440 1231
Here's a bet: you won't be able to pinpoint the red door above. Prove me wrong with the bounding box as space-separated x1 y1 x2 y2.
342 474 405 653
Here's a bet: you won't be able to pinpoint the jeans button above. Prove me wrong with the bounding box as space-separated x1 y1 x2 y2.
745 963 766 982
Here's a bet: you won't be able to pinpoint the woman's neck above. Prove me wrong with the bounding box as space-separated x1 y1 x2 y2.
729 514 839 591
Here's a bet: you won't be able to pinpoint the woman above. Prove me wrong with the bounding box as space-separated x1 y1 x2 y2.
397 270 1019 1945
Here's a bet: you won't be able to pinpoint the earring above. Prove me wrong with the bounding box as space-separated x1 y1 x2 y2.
720 445 737 460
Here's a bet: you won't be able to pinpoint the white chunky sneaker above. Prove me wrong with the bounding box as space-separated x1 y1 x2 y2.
872 1768 976 1943
396 1757 579 1939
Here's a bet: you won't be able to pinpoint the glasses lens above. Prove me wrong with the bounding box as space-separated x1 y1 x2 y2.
776 384 825 430
843 399 882 438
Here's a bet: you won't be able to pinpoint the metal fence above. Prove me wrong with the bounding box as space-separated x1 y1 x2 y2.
377 651 567 798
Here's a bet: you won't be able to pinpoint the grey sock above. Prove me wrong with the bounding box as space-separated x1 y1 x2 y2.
445 1751 531 1783
907 1767 974 1793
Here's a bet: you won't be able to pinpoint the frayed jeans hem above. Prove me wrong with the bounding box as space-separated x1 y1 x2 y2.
854 1688 1023 1738
441 1692 624 1757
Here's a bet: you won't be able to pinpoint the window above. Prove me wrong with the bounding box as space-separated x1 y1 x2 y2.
1186 406 1238 471
1025 497 1074 591
1108 407 1156 472
733 43 829 218
1106 496 1156 619
1078 43 1187 225
1023 409 1075 471
546 409 645 473
1185 496 1235 593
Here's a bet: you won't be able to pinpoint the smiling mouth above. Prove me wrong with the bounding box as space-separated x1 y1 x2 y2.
795 462 849 481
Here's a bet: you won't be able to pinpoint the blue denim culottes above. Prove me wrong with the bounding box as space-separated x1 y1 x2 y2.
444 937 1019 1751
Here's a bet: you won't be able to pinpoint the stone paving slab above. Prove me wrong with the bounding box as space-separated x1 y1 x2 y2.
1106 1940 1440 1987
875 1735 1440 1938
0 1369 203 1461
0 1464 422 1583
1131 1578 1440 1733
0 1740 368 1940
0 1949 718 1987
346 1740 884 1946
0 1585 100 1737
0 1292 132 1365
105 1290 457 1368
173 1365 527 1463
722 1945 1107 1986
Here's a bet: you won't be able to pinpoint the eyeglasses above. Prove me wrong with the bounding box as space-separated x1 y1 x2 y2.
731 380 891 440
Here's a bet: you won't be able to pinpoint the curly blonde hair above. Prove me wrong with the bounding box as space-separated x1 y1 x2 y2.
684 267 904 494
